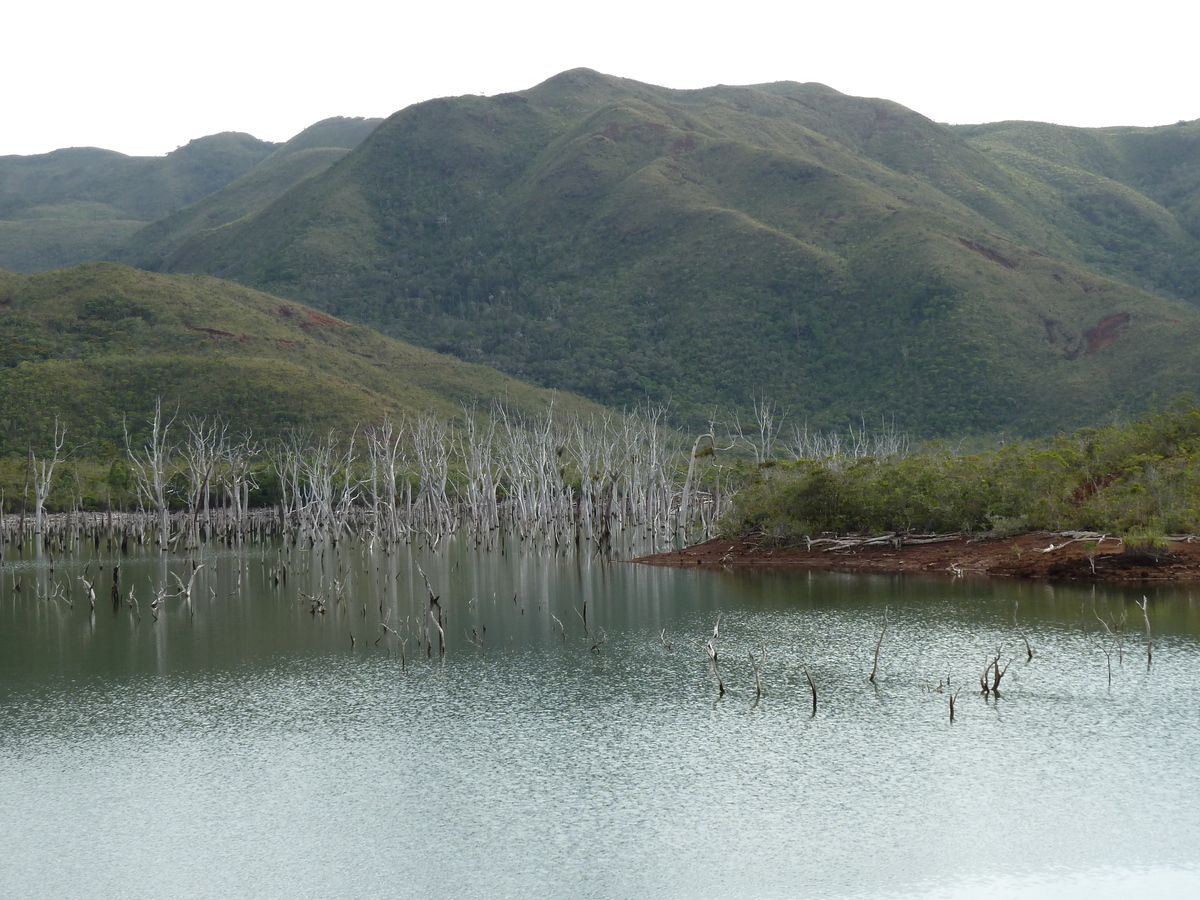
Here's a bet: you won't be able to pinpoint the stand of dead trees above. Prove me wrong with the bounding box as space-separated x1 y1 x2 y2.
3 403 732 556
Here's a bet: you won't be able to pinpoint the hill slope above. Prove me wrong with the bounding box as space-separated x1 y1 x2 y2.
0 118 381 273
160 70 1200 435
0 263 603 455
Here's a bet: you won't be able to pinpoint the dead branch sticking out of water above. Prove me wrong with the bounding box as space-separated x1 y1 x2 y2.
1013 601 1034 661
980 647 1012 696
803 664 817 716
869 607 888 684
1138 596 1153 669
429 608 446 657
171 563 204 619
705 613 724 696
1089 631 1114 688
748 643 765 700
78 566 96 612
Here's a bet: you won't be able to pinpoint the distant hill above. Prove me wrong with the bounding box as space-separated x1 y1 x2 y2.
0 118 381 272
154 69 1200 435
0 263 602 455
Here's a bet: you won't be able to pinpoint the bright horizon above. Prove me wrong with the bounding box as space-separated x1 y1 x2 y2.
5 0 1197 158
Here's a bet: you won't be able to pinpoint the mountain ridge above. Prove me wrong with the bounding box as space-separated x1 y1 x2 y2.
150 70 1200 435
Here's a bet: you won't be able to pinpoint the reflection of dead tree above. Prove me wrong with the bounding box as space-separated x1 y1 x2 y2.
949 687 962 722
803 664 817 716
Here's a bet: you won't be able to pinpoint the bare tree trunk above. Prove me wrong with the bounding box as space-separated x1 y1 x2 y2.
125 399 175 550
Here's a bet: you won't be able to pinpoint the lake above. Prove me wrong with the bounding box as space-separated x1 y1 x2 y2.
3 535 1200 899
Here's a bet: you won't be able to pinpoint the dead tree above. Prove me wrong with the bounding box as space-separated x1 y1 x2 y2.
78 567 97 611
748 643 766 700
171 563 204 620
181 417 226 544
31 416 67 537
980 647 1012 696
125 399 175 550
1138 596 1153 669
705 613 724 696
869 607 888 684
803 664 817 716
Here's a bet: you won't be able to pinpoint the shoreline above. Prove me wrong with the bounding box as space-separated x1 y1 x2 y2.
633 532 1200 583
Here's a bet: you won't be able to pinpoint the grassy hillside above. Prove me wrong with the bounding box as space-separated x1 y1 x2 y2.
161 70 1200 436
0 135 277 272
0 263 604 456
954 119 1200 299
0 118 381 274
119 148 354 269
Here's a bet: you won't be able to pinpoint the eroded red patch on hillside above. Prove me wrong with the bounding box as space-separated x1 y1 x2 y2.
186 325 236 340
1084 312 1131 355
1039 315 1083 360
0 296 12 308
958 238 1017 269
299 309 350 329
670 135 697 154
593 122 668 143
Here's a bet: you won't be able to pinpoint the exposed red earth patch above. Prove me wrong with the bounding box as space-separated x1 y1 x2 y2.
1084 313 1131 354
635 532 1200 583
593 122 668 142
299 309 351 329
186 325 236 340
958 238 1018 269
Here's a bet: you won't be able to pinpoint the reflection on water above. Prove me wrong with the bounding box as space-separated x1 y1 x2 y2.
3 537 1200 899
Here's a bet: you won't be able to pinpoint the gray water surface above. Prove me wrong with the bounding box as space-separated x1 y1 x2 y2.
3 538 1199 899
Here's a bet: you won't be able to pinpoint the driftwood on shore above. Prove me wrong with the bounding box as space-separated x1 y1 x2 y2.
636 530 1200 583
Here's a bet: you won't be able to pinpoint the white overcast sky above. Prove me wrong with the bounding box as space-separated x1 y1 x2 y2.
4 0 1196 157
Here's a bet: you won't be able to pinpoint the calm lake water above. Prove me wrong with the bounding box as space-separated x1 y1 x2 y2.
3 535 1200 899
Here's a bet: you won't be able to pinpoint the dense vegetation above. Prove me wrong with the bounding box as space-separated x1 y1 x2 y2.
726 401 1200 546
144 70 1200 435
0 263 605 462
